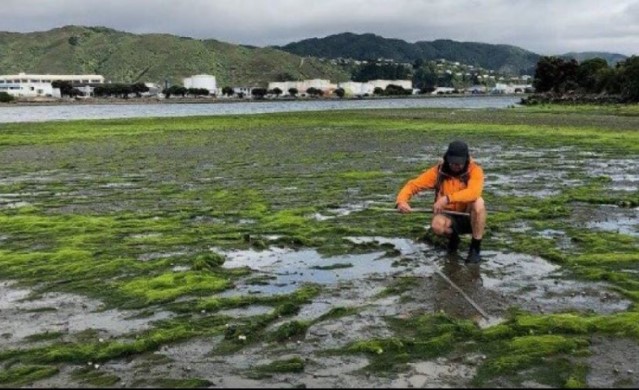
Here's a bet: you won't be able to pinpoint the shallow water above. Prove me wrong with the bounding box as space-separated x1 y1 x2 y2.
0 281 174 347
0 96 521 123
212 238 630 318
217 239 436 296
585 205 639 237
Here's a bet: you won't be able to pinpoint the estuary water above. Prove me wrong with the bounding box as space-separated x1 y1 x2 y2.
0 95 522 123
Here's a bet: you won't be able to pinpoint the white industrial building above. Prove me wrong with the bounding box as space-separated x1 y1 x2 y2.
0 73 105 84
337 81 375 96
0 72 104 98
267 79 413 97
491 83 532 94
267 81 297 95
183 74 216 94
0 82 57 98
299 79 336 94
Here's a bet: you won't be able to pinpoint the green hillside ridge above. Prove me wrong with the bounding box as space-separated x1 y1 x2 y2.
0 26 629 87
276 32 629 76
0 26 350 86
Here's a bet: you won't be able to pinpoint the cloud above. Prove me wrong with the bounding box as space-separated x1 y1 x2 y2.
1 0 637 55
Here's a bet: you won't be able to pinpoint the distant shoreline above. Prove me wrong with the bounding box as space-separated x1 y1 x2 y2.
2 93 526 108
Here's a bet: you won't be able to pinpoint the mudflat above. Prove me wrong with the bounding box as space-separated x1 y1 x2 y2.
0 106 637 387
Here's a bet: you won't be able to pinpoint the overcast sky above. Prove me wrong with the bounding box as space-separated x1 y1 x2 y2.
3 0 638 56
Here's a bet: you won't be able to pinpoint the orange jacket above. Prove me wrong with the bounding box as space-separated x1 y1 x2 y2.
396 159 484 212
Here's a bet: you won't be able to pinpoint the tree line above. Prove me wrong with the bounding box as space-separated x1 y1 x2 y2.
529 55 639 103
52 81 151 98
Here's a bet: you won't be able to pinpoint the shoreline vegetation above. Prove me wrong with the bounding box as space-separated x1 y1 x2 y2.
521 92 634 105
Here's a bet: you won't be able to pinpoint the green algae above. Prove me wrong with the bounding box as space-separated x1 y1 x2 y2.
0 365 59 387
376 276 421 297
315 306 361 322
248 356 305 379
24 331 65 343
119 271 231 304
267 320 311 342
71 367 120 386
193 283 322 314
482 334 590 373
191 252 226 270
245 274 277 285
131 378 212 388
332 313 479 373
335 309 639 385
0 107 638 386
476 358 588 388
0 316 225 366
512 312 639 338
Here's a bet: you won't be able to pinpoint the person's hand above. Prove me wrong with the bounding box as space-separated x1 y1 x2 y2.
396 202 412 213
433 196 449 214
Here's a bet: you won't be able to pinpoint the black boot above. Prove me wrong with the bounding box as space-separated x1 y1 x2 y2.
466 238 482 263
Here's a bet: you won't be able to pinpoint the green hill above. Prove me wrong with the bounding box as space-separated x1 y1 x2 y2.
275 32 540 75
1 27 629 86
275 32 628 76
0 26 351 86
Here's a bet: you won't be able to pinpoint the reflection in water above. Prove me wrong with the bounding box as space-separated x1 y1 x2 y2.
216 242 437 296
212 241 629 322
433 257 486 321
440 257 483 287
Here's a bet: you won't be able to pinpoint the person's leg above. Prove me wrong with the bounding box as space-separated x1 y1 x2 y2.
431 214 453 236
431 214 459 253
466 197 486 263
469 197 486 240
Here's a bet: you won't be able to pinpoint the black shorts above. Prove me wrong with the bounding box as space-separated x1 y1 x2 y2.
446 214 472 235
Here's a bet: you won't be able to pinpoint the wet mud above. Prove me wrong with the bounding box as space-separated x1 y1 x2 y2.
0 109 637 387
1 240 632 387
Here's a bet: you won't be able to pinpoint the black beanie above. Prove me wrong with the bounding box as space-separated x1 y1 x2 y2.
444 140 469 165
